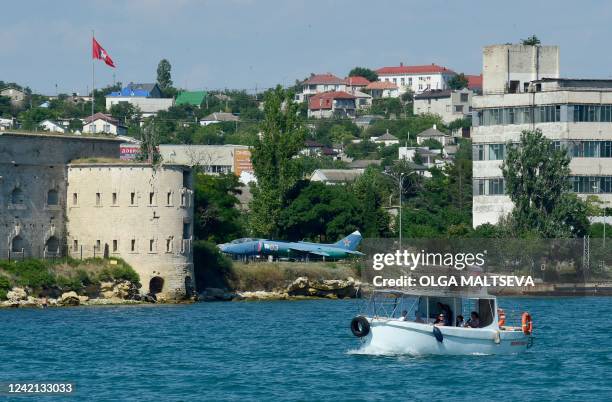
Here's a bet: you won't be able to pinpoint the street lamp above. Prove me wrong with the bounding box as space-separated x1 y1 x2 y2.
593 184 608 248
383 170 418 250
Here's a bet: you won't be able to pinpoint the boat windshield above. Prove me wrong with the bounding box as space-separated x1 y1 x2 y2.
361 291 496 327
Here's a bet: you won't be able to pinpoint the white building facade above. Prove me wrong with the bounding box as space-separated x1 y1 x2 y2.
376 64 456 94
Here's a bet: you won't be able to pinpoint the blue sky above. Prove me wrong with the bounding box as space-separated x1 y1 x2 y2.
3 0 612 95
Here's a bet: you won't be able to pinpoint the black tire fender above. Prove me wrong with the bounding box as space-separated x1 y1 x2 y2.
350 316 370 337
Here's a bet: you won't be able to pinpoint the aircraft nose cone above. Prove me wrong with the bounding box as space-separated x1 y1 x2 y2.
218 244 227 252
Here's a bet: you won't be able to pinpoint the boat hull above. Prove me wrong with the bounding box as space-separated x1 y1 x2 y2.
360 318 531 355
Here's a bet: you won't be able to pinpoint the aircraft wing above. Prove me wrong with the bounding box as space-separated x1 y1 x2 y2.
344 250 365 256
288 245 330 256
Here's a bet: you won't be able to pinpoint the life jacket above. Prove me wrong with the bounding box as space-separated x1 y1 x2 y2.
521 312 533 335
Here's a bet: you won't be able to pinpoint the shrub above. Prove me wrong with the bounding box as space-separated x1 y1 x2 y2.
98 260 140 284
0 260 55 289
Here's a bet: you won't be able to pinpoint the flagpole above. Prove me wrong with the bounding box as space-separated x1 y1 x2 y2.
91 30 95 125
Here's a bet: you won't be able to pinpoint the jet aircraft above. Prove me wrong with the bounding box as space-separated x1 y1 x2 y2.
218 231 364 260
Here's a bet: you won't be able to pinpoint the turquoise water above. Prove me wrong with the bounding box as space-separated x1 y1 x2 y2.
1 297 611 401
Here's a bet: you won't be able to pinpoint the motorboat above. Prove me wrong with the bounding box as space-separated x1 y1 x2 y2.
350 288 533 355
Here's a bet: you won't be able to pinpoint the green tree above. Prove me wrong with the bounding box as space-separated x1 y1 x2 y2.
447 73 469 90
193 173 245 243
348 67 378 82
501 129 588 237
249 86 306 237
352 167 392 237
521 35 541 46
156 59 173 93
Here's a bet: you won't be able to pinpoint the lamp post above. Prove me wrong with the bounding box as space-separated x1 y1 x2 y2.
383 170 417 250
593 185 607 248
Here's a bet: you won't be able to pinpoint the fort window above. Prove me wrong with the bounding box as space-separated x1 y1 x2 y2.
149 239 155 252
183 223 191 239
182 170 191 189
112 192 117 205
96 239 101 251
181 192 186 206
11 187 24 204
73 239 79 252
96 192 101 206
130 192 136 205
131 239 136 252
112 240 118 252
149 192 155 205
45 236 59 253
12 235 25 252
73 193 78 205
47 189 59 206
166 237 173 253
167 191 172 205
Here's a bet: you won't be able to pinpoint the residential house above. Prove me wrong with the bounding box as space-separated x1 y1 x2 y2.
308 91 356 119
413 88 473 123
352 90 373 110
39 119 67 133
416 125 454 147
348 159 382 169
0 86 27 106
466 74 483 94
199 112 240 126
365 81 400 99
371 130 399 146
310 169 364 184
0 117 15 131
345 76 370 93
176 91 207 107
105 82 173 117
375 63 456 94
298 73 347 102
82 113 127 135
398 146 440 177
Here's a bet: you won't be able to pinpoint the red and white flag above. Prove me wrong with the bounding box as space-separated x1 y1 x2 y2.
92 37 115 68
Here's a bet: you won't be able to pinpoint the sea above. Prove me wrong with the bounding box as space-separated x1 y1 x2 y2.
0 297 611 401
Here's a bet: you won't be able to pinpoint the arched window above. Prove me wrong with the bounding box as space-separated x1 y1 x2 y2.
47 189 59 206
46 236 59 253
11 188 24 204
11 236 25 252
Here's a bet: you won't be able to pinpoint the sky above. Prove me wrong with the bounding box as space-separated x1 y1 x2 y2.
3 0 612 95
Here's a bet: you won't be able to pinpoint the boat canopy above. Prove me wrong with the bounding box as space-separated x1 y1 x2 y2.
371 287 495 299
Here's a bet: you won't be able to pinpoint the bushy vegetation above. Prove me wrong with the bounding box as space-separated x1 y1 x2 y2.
0 258 140 299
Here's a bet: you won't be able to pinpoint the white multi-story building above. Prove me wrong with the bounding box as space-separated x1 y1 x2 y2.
375 63 456 94
472 44 612 227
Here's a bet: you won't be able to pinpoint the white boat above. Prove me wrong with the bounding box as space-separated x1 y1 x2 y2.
350 289 533 355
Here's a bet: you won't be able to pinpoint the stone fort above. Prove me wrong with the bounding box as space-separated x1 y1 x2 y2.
0 131 195 299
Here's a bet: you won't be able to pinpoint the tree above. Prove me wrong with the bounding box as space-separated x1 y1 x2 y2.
447 73 469 90
156 59 173 92
137 118 162 164
501 129 588 237
348 67 378 82
249 86 306 237
521 35 541 46
193 173 245 243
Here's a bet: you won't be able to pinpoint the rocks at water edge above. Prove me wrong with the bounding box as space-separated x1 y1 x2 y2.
59 291 80 306
198 287 237 301
286 276 359 299
6 287 27 303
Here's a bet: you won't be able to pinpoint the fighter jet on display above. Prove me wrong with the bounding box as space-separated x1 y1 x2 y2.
218 231 364 260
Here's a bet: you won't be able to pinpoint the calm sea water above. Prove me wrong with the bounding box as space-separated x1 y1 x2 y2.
1 297 611 401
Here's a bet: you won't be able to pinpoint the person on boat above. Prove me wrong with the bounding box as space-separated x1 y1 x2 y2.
399 310 408 321
436 302 453 326
465 311 480 328
455 314 464 327
434 313 446 326
414 311 425 323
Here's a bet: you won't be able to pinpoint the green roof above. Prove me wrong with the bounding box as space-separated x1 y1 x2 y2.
176 91 207 106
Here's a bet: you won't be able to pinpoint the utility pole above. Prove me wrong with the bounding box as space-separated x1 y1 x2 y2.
383 170 417 250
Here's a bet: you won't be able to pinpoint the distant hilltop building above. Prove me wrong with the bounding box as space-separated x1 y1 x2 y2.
106 82 174 117
0 131 195 299
472 43 612 227
375 63 456 94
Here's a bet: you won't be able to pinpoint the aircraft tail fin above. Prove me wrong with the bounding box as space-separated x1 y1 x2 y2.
333 231 362 251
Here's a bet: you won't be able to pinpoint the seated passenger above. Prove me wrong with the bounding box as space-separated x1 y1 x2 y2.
414 311 425 323
455 315 464 327
399 310 408 321
437 301 453 326
465 311 480 328
434 313 446 326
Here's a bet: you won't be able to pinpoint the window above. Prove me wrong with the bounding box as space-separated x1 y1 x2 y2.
130 192 136 205
166 237 173 253
11 188 24 204
181 192 186 206
473 179 485 195
12 236 25 253
392 78 397 84
131 239 136 252
112 240 118 252
460 93 469 102
183 223 191 239
47 189 59 206
96 192 101 206
149 239 155 252
149 192 155 205
112 192 117 205
489 178 505 195
167 191 172 205
73 193 78 205
73 239 79 252
400 78 405 86
488 144 505 160
408 78 412 85
473 145 485 161
95 239 101 251
454 105 464 113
